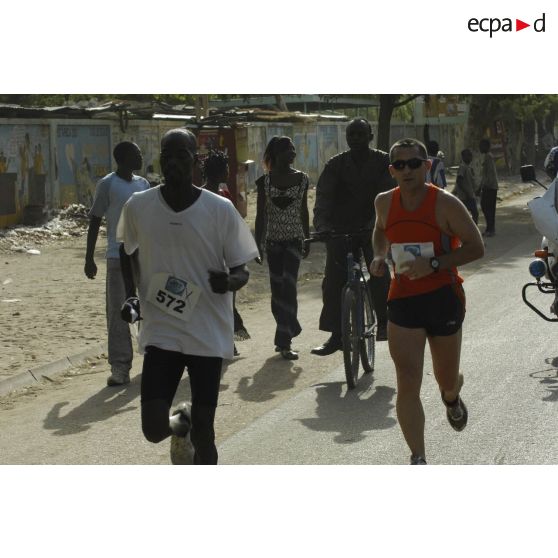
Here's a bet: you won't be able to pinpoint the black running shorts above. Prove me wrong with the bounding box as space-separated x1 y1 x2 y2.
141 346 222 408
387 283 466 337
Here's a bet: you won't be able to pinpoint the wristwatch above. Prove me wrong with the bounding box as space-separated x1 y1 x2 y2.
429 257 440 272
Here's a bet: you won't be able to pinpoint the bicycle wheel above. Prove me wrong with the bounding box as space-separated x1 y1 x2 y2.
360 280 376 374
341 285 360 389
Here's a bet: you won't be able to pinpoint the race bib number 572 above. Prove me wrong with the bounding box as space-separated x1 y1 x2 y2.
146 273 201 322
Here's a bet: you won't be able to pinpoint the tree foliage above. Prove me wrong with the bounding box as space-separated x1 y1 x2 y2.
467 94 558 171
0 94 199 107
376 94 421 151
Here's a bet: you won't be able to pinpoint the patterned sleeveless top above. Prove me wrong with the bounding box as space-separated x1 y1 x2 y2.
264 172 308 242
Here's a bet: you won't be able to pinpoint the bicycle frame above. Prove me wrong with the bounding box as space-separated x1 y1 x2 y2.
305 229 374 339
305 228 376 388
345 245 368 337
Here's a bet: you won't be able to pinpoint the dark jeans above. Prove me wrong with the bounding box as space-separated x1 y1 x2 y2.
140 346 222 465
319 234 390 336
266 240 302 348
481 188 497 232
463 198 479 224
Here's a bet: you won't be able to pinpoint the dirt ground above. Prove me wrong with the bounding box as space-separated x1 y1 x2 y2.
0 188 323 381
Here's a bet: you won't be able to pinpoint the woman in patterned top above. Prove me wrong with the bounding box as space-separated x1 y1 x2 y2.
255 136 310 360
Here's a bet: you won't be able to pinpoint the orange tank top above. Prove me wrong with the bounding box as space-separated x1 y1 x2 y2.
385 184 463 300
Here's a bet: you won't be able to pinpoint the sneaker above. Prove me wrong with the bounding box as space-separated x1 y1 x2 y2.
442 374 468 432
169 402 195 465
376 322 388 341
106 370 130 387
410 455 427 465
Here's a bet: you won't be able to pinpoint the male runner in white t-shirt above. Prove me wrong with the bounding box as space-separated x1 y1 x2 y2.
117 129 259 465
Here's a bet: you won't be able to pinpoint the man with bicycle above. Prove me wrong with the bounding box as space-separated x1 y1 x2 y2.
370 138 484 465
312 118 394 356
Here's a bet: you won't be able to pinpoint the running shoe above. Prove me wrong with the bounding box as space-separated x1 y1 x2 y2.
410 455 427 465
444 396 468 431
169 402 195 465
442 374 468 432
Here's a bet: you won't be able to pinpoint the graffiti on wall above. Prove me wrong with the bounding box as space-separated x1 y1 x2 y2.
293 126 318 184
248 126 267 184
0 125 50 219
57 125 111 206
317 125 339 170
114 122 178 183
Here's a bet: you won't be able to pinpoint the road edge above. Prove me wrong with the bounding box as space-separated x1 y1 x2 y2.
0 342 107 397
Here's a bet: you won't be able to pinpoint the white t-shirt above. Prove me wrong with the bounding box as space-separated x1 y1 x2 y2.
89 172 149 259
116 187 259 360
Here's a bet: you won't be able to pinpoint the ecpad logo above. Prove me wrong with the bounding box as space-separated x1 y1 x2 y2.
468 13 546 37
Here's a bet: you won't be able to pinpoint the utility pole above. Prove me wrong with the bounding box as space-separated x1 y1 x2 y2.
195 95 209 119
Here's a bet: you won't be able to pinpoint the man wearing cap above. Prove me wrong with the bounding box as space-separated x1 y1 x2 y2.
117 128 259 465
312 118 395 356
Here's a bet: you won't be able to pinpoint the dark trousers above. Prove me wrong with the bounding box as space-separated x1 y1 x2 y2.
232 292 245 332
140 346 222 465
481 188 497 233
266 240 302 348
319 235 390 336
463 198 479 224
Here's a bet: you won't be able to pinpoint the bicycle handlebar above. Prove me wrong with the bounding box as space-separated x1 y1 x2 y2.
304 229 373 244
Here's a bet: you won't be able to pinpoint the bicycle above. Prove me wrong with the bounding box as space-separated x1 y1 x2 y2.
305 230 376 389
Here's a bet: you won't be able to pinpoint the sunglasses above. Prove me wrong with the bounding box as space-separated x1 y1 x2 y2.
391 158 426 170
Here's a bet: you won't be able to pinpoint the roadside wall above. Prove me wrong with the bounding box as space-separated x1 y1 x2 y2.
0 118 464 227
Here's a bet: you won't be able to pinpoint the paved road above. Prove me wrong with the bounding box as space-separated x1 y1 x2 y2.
2 189 557 464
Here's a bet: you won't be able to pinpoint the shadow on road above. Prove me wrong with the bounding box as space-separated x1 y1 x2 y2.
529 356 558 402
43 376 141 435
235 356 303 402
298 376 397 444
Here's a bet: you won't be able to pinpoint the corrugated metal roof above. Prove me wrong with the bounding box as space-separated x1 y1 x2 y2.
0 101 348 125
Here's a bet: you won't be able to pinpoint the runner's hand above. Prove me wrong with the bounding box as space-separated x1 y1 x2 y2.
121 296 141 323
400 256 432 280
369 256 387 277
208 269 229 294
